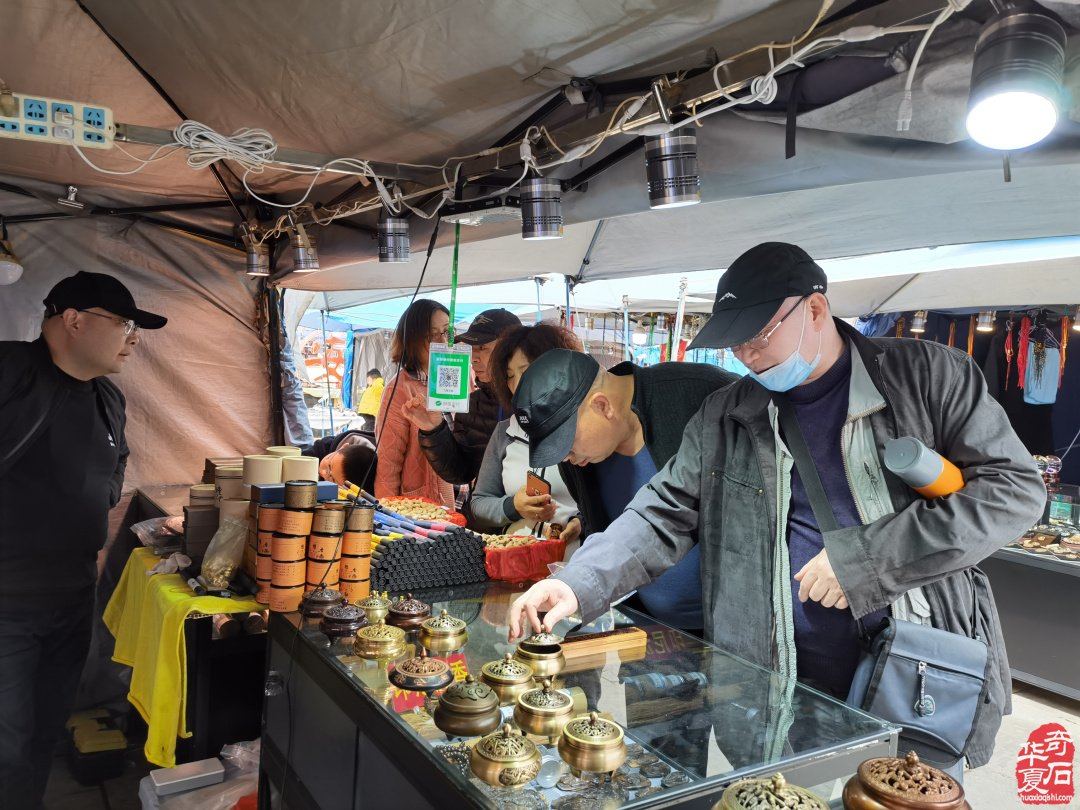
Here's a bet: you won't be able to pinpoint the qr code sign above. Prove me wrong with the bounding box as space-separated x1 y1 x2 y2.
435 365 461 396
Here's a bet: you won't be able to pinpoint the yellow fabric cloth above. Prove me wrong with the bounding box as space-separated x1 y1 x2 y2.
103 548 260 767
357 377 384 416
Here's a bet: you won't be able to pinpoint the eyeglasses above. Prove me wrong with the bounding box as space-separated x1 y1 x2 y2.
732 297 806 352
429 327 450 342
79 309 139 336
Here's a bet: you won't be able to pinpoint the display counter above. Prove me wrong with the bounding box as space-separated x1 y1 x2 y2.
259 582 897 809
983 546 1080 701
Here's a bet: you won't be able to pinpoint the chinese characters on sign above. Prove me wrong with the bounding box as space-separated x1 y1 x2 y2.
1016 722 1074 805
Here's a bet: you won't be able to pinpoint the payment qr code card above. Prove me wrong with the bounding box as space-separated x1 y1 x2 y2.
427 343 472 413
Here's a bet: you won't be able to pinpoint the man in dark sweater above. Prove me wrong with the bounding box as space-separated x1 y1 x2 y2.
512 350 737 631
0 272 167 809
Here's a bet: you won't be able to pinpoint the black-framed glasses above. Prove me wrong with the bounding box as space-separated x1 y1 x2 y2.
429 327 450 342
732 296 807 352
79 309 139 336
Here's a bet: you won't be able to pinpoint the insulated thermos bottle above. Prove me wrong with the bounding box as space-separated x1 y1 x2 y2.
883 437 964 498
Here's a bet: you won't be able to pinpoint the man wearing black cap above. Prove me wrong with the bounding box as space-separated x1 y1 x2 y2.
0 271 167 808
511 346 737 631
402 308 521 487
509 242 1044 774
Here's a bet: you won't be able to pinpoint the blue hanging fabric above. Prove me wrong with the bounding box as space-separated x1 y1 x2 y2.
1024 342 1060 405
341 331 355 410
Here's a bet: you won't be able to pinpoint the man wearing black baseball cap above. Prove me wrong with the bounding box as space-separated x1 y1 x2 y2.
511 345 736 632
402 308 522 490
0 271 166 807
509 242 1044 777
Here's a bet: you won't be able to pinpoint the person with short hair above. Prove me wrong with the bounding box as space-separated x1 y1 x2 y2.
356 368 384 432
318 438 377 493
509 242 1046 774
0 271 167 809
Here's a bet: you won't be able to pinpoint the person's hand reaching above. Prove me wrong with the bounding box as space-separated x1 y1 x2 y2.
507 580 579 641
401 394 443 432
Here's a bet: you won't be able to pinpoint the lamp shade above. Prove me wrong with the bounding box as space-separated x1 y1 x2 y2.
644 126 701 209
378 216 410 263
966 11 1067 150
520 177 563 240
246 242 269 276
976 311 996 332
291 229 319 272
910 310 928 334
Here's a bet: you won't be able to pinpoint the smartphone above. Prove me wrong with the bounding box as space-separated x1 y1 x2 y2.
526 471 551 498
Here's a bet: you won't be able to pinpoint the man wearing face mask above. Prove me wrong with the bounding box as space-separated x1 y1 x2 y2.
508 242 1045 774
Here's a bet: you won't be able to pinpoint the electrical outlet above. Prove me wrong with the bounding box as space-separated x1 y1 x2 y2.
83 131 105 143
53 125 73 140
83 107 105 129
0 121 18 133
51 102 74 124
25 124 47 136
23 98 47 121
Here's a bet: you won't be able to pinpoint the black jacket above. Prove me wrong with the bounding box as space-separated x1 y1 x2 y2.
0 338 128 507
559 361 738 536
417 382 503 485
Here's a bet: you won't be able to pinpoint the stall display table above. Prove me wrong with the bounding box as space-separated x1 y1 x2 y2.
259 581 897 810
983 547 1080 701
104 547 264 767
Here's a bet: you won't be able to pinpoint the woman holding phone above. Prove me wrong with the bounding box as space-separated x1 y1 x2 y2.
471 324 582 548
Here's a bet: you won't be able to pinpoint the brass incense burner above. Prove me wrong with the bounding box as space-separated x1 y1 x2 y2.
300 587 345 618
353 620 407 660
480 653 534 706
432 674 501 738
842 752 971 810
514 632 565 680
557 711 627 776
418 610 468 653
513 678 574 740
386 593 431 630
470 724 541 789
715 773 828 810
388 648 454 693
318 603 368 638
354 591 393 623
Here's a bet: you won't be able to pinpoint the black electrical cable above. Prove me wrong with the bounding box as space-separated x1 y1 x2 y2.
277 216 442 802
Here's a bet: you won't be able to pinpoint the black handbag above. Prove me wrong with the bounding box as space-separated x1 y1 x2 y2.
774 396 989 767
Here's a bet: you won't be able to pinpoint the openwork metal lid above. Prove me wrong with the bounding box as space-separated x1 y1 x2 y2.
523 631 563 645
481 653 533 684
305 588 345 606
440 675 499 714
356 620 405 643
389 593 430 616
562 712 624 748
396 648 450 678
356 592 392 611
475 724 538 763
858 752 964 805
323 603 365 621
720 773 828 810
421 610 467 636
520 679 573 712
389 648 454 692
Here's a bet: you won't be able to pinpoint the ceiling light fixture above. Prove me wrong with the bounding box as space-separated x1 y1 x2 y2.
976 310 996 332
644 125 701 209
520 176 563 240
378 213 410 263
0 217 23 285
910 310 928 334
289 221 319 273
966 10 1067 151
1072 306 1080 332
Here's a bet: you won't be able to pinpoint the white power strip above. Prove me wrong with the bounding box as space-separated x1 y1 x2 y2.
0 93 115 149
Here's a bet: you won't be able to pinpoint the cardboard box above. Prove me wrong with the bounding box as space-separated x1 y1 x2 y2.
249 481 339 503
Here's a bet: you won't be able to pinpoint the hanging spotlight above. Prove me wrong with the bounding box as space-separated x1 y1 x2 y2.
378 213 410 263
966 10 1067 151
290 225 319 272
0 218 23 285
520 176 563 240
655 314 667 331
910 310 928 334
1072 306 1080 332
976 310 997 332
644 125 701 209
245 242 269 276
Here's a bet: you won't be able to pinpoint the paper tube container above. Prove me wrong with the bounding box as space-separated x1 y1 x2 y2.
271 533 307 561
257 504 283 532
342 531 372 556
219 498 250 527
271 560 306 587
308 535 342 561
312 505 346 535
269 584 303 612
283 481 319 510
277 509 313 536
345 506 375 532
255 581 271 605
281 456 319 484
306 558 340 586
244 454 282 486
339 579 370 602
340 555 371 582
257 530 274 555
189 484 216 506
215 466 244 504
266 446 302 458
256 553 273 580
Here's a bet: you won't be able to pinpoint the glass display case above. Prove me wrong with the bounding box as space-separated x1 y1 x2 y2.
259 581 897 810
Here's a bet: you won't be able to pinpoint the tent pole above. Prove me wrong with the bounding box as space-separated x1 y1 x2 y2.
622 296 631 362
672 277 688 362
267 283 286 446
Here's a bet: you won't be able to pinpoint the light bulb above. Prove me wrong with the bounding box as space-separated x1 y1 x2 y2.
966 92 1058 151
632 325 648 345
910 310 928 334
976 311 996 332
0 238 22 285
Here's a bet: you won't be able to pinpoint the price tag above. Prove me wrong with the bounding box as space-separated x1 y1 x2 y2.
426 343 471 413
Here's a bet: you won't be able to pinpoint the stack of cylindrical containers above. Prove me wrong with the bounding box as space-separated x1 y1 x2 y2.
339 506 373 602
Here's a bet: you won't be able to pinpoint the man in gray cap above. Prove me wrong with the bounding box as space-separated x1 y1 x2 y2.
0 271 166 808
508 242 1044 775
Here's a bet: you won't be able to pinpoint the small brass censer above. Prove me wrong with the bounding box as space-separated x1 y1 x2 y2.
470 724 542 789
842 752 971 810
513 678 574 741
514 632 565 679
714 773 828 810
386 593 432 631
319 603 368 638
353 620 407 660
557 711 627 777
354 591 393 623
418 610 468 653
432 674 501 738
388 648 454 693
480 653 534 706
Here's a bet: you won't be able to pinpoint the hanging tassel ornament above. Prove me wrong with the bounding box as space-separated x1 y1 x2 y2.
1016 316 1031 390
967 315 976 356
1004 319 1014 390
1060 316 1070 388
947 320 956 348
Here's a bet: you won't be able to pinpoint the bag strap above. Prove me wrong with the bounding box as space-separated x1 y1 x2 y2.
773 395 839 533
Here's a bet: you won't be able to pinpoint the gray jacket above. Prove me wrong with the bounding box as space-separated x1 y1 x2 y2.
555 319 1045 767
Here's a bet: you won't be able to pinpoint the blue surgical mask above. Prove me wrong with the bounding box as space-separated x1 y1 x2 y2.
748 304 821 392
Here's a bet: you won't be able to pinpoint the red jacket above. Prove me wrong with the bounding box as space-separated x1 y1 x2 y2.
374 372 454 508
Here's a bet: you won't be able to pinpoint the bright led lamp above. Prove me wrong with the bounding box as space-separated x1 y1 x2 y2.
976 311 996 332
0 219 22 285
910 310 928 334
966 11 1066 151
